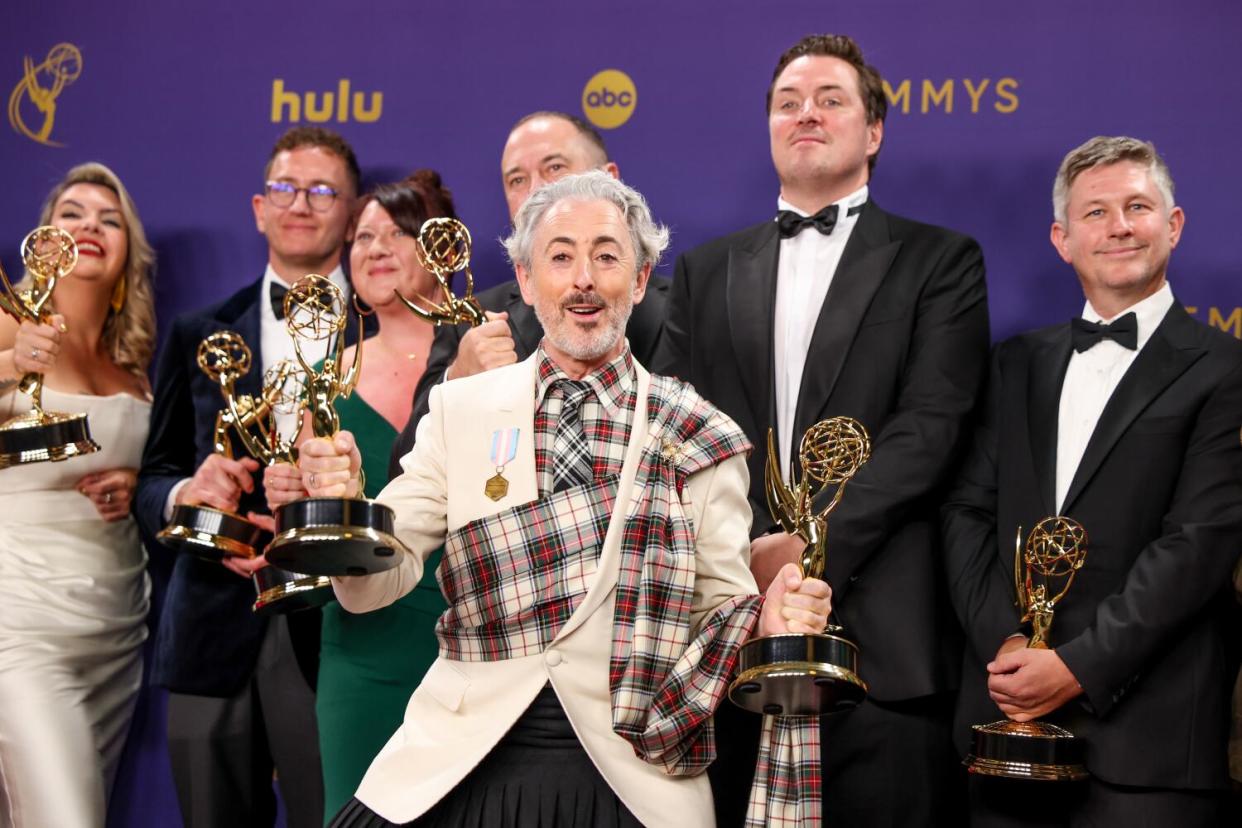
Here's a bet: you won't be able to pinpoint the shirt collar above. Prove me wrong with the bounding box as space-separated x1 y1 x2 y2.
534 342 635 417
777 183 869 219
1081 281 1174 354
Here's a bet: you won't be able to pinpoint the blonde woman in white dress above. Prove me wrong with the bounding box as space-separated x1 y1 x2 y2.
0 162 157 827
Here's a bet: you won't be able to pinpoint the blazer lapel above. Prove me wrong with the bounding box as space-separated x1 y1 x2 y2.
222 281 265 399
797 201 901 431
1061 306 1205 512
1026 329 1072 516
726 222 780 434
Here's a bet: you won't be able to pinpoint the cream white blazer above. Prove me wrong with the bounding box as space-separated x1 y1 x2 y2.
331 354 757 826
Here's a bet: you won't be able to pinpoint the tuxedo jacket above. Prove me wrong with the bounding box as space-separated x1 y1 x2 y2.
387 275 670 479
654 201 989 701
135 278 338 695
334 354 756 826
942 304 1242 789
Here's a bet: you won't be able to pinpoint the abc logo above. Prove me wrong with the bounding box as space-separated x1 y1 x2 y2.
582 69 636 129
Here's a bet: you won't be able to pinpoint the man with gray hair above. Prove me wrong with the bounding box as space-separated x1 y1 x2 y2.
299 171 834 827
943 136 1242 825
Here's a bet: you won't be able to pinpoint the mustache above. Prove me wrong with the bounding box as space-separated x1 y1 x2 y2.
560 292 607 310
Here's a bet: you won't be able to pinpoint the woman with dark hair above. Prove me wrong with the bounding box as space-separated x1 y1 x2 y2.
265 170 455 821
0 162 156 826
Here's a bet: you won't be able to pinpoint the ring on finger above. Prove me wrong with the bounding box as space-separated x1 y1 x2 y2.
104 491 113 504
309 472 317 488
31 347 39 359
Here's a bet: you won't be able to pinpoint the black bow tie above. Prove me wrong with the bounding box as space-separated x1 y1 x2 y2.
270 281 289 320
776 203 863 239
1071 312 1138 353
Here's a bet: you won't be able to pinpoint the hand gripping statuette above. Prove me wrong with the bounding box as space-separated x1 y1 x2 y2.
0 226 99 467
393 216 486 327
966 516 1090 781
729 417 871 716
160 332 286 559
266 275 407 576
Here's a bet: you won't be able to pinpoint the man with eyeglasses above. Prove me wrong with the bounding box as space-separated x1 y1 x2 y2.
136 126 358 827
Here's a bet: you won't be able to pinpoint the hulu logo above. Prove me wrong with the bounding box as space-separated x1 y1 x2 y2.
270 79 382 123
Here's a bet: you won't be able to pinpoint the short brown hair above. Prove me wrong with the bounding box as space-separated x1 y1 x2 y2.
1052 136 1175 224
263 126 361 196
768 34 887 172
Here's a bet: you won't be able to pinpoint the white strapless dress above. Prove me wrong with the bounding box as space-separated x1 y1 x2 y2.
0 387 151 828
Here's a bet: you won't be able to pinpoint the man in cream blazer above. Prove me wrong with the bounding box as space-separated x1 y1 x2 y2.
302 172 833 827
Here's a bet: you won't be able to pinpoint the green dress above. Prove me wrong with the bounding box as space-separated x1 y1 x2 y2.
316 390 446 822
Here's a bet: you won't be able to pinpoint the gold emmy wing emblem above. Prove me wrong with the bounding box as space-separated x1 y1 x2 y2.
966 516 1090 782
729 416 872 716
395 217 486 327
8 43 82 147
266 274 408 578
0 226 99 467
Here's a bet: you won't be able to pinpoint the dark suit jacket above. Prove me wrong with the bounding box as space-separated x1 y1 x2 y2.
942 304 1242 789
136 278 323 696
387 275 670 479
655 201 989 701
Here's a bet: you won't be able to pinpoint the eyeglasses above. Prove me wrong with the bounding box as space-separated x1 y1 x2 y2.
265 181 339 212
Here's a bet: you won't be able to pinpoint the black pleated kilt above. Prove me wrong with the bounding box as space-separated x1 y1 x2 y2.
329 684 644 828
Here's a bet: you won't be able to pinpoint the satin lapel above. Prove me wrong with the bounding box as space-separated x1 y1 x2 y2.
797 203 900 429
1061 307 1204 512
555 364 652 641
1026 329 1072 516
726 223 780 433
226 284 265 399
505 288 542 360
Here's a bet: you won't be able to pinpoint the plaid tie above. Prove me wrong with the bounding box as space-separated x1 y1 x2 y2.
552 380 594 492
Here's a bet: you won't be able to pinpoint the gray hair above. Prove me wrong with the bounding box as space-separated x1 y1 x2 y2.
1052 136 1175 225
502 170 669 272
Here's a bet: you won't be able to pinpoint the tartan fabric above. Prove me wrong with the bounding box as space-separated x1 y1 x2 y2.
746 715 823 827
437 366 822 826
534 346 636 497
437 474 616 660
551 380 594 492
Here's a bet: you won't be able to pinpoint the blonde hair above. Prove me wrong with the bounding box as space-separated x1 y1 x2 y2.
1052 136 1175 225
25 162 157 380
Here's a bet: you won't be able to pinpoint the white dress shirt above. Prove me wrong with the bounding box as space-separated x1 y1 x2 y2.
163 264 349 520
1054 282 1174 512
773 185 868 479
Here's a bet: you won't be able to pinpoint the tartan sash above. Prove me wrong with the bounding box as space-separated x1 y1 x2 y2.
437 372 821 826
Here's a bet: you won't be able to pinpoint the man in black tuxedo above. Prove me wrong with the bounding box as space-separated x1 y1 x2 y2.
135 126 359 827
943 136 1242 826
654 34 989 826
387 111 668 476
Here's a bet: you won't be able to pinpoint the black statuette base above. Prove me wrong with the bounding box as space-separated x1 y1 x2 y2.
157 504 266 560
252 565 334 616
267 497 405 576
966 720 1089 782
728 630 867 716
0 411 99 468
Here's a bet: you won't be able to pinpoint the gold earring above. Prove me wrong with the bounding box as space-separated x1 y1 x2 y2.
110 275 126 314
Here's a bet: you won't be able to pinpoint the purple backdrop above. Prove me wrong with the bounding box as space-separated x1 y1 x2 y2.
3 2 1240 825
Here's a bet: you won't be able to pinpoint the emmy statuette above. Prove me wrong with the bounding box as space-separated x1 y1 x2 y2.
728 417 872 716
965 516 1090 781
266 275 406 576
157 332 272 559
0 226 99 467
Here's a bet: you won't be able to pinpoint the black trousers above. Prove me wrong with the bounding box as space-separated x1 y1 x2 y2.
711 692 964 828
166 616 324 828
969 775 1227 828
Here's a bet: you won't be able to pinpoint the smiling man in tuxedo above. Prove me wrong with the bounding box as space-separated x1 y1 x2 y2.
943 136 1242 826
655 33 990 826
135 126 360 828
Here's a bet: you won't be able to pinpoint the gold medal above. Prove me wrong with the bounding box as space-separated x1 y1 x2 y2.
485 472 509 501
